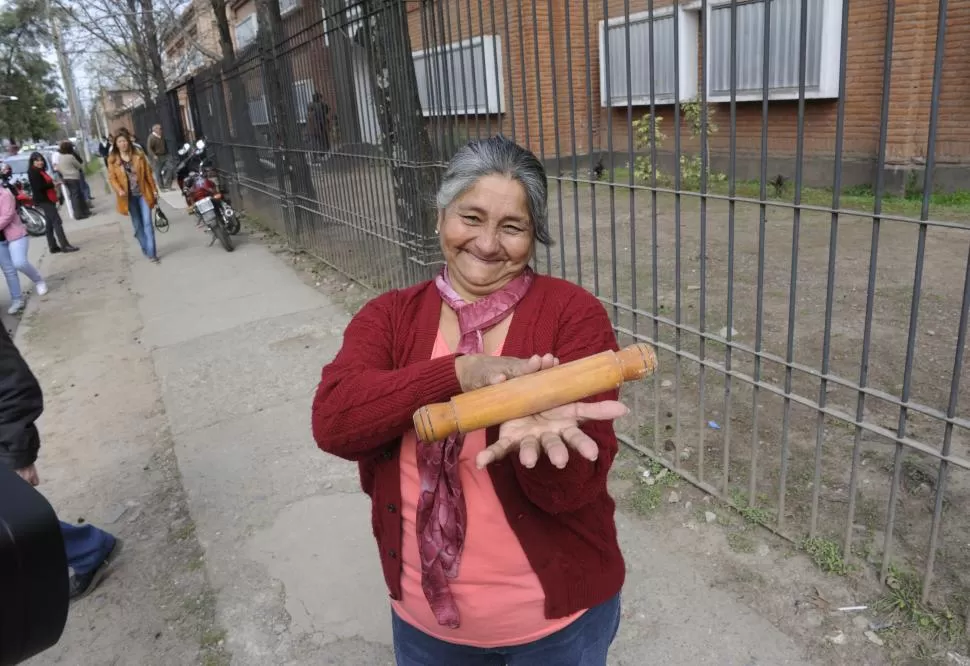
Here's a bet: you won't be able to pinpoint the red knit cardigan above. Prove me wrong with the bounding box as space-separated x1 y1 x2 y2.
311 274 626 619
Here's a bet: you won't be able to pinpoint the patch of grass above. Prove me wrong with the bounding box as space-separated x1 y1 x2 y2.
83 159 101 176
603 167 970 218
902 456 935 492
170 522 196 542
637 422 654 442
874 565 963 641
202 654 231 666
729 488 772 526
201 628 227 648
627 460 677 515
800 536 851 575
726 529 756 553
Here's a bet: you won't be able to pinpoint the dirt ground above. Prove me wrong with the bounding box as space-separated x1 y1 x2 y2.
547 180 970 659
270 167 970 663
18 218 229 666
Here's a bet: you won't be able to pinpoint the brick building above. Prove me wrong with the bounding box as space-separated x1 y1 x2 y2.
204 0 967 190
404 0 968 190
160 0 227 141
226 0 366 145
97 89 143 137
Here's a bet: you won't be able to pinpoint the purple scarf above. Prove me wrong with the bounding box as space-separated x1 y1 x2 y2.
416 265 535 628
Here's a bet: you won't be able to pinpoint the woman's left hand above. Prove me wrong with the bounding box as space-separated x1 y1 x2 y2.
475 400 629 470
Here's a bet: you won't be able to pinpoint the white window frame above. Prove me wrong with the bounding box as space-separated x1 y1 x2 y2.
235 14 258 50
249 95 269 126
280 0 300 16
293 79 314 123
321 3 364 48
598 6 698 107
702 0 844 103
412 35 505 116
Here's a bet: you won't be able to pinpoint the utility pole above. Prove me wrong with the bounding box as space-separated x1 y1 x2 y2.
47 0 89 159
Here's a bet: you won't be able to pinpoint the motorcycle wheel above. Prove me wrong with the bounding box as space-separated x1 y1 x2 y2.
20 207 47 237
222 209 240 235
212 219 234 252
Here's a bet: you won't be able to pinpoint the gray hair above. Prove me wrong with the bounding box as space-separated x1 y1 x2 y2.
436 136 551 245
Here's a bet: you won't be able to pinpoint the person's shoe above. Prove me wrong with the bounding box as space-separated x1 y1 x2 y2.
62 245 79 253
150 256 160 264
35 282 48 296
69 537 124 601
49 247 61 254
7 299 24 315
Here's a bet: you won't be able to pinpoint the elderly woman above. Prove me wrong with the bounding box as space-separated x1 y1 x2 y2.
312 136 628 665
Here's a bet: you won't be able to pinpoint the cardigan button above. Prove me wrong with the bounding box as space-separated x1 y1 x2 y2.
388 549 398 559
387 503 397 513
381 449 393 461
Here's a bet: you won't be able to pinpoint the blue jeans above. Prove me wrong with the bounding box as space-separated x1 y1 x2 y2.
59 521 115 576
392 594 621 666
0 236 43 301
129 195 157 259
80 173 92 202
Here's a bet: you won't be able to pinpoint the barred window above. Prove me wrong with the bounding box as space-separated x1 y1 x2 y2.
412 36 504 116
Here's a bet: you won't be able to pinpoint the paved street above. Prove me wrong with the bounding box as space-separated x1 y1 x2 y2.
13 187 815 665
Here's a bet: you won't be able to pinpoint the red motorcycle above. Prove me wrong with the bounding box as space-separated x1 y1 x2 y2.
178 141 239 253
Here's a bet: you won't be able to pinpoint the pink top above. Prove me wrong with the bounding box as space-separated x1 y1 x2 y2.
391 328 585 647
0 188 26 242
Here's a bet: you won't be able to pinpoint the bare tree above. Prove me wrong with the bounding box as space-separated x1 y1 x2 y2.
361 0 439 280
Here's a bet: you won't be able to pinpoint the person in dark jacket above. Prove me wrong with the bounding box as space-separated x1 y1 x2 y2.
0 323 122 599
27 152 78 254
99 135 112 169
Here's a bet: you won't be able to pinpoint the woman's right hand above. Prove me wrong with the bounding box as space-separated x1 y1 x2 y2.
116 189 125 198
455 353 558 392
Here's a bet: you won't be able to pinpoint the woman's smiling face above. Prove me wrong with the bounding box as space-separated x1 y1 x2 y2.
438 174 535 301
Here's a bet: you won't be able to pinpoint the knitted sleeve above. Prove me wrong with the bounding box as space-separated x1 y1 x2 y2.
311 292 462 461
512 287 621 514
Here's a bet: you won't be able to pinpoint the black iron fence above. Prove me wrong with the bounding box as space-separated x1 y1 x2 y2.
159 0 969 625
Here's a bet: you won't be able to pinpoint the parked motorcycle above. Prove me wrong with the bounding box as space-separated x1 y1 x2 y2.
1 166 47 237
176 140 240 237
181 140 236 252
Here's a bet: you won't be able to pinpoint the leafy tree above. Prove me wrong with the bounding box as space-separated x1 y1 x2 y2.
0 0 64 142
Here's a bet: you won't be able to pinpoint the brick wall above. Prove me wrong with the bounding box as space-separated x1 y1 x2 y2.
406 0 969 185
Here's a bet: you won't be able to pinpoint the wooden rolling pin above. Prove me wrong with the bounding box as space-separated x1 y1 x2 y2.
413 343 657 443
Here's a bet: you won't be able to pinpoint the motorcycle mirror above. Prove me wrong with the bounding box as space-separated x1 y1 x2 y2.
195 140 206 151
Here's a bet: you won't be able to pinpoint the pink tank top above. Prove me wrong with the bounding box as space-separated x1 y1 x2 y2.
391 329 584 647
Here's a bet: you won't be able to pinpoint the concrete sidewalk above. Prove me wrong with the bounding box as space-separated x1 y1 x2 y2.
139 199 814 665
18 192 817 665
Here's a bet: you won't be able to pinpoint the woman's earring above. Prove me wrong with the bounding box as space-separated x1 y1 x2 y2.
434 228 440 236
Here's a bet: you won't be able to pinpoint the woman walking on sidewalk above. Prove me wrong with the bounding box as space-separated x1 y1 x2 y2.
107 133 160 263
0 186 47 314
27 152 79 255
